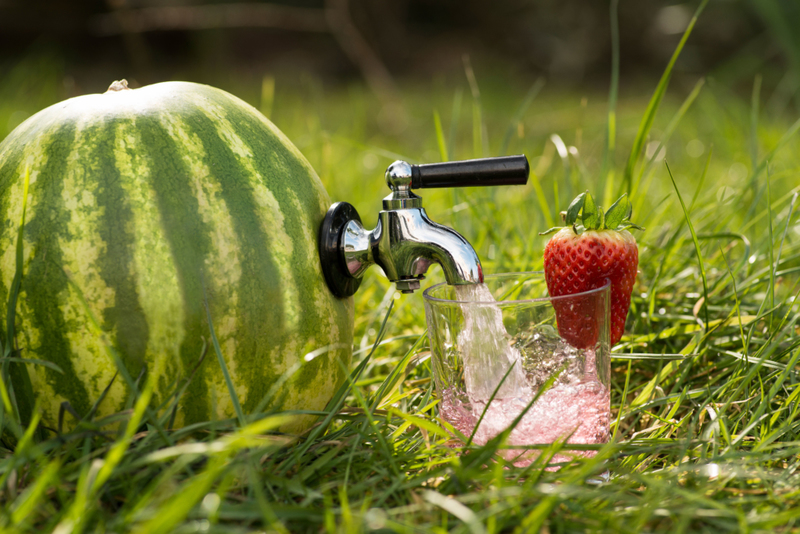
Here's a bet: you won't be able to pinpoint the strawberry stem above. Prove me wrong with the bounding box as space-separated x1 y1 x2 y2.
541 191 644 235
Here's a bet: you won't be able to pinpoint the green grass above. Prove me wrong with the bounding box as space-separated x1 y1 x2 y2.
3 19 800 532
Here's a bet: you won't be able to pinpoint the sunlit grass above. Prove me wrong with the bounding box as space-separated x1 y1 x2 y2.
2 20 800 532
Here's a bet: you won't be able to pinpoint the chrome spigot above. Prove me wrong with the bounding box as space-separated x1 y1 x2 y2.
319 155 529 297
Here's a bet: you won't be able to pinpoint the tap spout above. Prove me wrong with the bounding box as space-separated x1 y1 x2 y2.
338 205 483 294
373 207 483 289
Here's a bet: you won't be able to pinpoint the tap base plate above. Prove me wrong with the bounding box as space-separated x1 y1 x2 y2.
319 202 362 298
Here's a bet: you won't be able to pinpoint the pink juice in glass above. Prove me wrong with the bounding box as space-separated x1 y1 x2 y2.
439 283 610 467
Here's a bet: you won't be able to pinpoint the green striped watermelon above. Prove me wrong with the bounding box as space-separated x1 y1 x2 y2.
0 80 354 432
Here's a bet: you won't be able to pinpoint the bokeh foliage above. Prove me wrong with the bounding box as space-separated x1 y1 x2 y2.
1 1 800 532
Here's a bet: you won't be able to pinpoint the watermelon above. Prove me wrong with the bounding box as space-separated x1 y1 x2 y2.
0 80 354 432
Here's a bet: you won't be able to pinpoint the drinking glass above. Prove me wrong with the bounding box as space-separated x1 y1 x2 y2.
423 272 610 466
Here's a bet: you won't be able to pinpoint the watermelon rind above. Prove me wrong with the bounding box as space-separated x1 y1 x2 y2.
0 81 354 432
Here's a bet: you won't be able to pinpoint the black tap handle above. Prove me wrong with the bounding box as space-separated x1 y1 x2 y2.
410 155 529 189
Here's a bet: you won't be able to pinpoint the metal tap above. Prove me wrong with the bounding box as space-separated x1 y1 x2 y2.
318 155 529 297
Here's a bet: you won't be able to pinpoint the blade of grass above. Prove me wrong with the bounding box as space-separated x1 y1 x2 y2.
203 288 245 428
750 74 762 170
745 115 800 217
689 147 712 213
500 77 545 156
340 358 400 477
745 167 779 345
728 348 800 451
528 168 554 230
62 268 175 449
448 87 463 161
601 0 620 206
467 361 522 446
52 381 153 534
5 164 30 357
666 161 709 330
281 301 394 474
433 110 448 162
632 77 705 203
371 332 427 410
766 167 775 331
612 359 632 441
0 357 62 374
550 134 569 214
622 0 709 195
9 458 60 526
423 490 486 534
132 455 228 534
0 165 33 438
719 247 748 356
464 55 487 157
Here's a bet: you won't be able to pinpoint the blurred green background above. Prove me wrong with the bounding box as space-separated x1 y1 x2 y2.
2 0 799 92
3 0 800 125
1 0 798 123
5 5 800 531
2 0 799 297
3 1 800 164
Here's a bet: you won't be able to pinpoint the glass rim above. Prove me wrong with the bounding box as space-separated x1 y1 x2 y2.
421 271 611 305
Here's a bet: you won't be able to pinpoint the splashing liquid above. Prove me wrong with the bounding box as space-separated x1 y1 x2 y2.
453 283 528 400
445 283 610 467
441 380 610 467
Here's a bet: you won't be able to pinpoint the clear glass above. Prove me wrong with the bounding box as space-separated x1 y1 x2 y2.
423 272 611 466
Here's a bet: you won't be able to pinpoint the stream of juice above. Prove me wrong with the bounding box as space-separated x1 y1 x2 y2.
445 283 610 467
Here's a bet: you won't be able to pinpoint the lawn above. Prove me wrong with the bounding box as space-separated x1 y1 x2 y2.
2 6 800 533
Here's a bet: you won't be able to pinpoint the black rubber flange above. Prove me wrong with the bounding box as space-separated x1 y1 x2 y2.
318 202 362 298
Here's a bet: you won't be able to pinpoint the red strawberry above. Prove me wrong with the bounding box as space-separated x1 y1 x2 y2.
541 192 641 348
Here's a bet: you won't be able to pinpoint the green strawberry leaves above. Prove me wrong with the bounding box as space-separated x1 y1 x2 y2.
582 193 601 229
539 192 643 235
604 194 631 229
565 192 587 226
